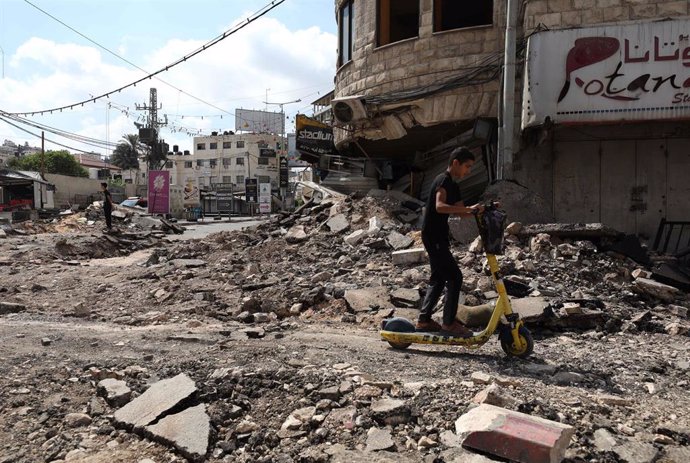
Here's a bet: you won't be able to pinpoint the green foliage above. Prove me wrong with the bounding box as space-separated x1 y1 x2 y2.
108 177 125 187
111 134 143 171
7 150 88 177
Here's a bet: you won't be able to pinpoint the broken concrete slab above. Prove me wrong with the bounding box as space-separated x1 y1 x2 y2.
634 278 680 302
144 403 210 462
97 378 132 408
439 448 498 463
170 259 207 269
0 302 26 315
370 398 411 426
455 404 574 463
114 373 197 429
613 440 659 463
344 287 395 313
510 297 550 323
344 229 367 246
365 427 395 452
392 248 427 266
285 225 308 244
368 216 383 235
518 223 621 239
390 288 421 308
386 231 414 250
327 214 350 233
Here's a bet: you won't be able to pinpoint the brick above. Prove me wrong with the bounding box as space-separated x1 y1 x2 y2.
603 6 629 21
561 11 583 26
548 0 572 13
573 0 596 7
527 0 549 14
582 8 605 22
596 0 622 6
455 404 574 463
534 13 562 28
392 248 427 265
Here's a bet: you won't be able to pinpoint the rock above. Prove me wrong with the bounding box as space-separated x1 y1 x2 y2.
144 404 210 462
472 383 516 407
665 305 689 318
327 214 350 233
344 229 367 246
505 222 523 235
370 398 410 425
556 243 578 257
41 338 52 346
511 297 550 323
470 372 492 385
365 428 395 452
65 413 92 427
318 386 340 400
240 296 261 313
392 248 427 265
171 259 207 268
530 233 552 255
113 373 197 429
662 446 690 462
634 278 680 302
386 231 414 250
596 394 633 407
368 216 383 235
97 378 132 407
613 441 659 463
469 236 483 253
235 420 259 434
440 448 497 463
312 271 332 283
0 302 26 315
285 225 308 243
390 288 421 308
665 322 689 336
553 371 586 385
72 302 90 318
417 436 437 449
593 428 617 452
455 404 574 463
344 287 394 312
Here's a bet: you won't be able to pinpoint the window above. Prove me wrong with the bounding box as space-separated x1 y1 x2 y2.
434 0 493 31
209 159 217 168
222 176 233 184
237 141 245 148
377 0 419 47
339 1 355 65
223 141 232 149
196 159 204 167
209 142 218 150
258 158 269 166
197 143 206 150
184 161 193 168
222 158 231 167
236 157 245 166
165 161 173 169
236 175 244 184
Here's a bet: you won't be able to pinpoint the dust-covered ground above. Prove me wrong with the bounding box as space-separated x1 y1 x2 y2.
0 192 689 463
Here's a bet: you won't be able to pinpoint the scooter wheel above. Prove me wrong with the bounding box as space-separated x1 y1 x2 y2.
387 341 411 350
500 326 534 358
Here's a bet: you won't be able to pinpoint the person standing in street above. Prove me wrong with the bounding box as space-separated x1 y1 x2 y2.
101 182 114 231
416 147 482 337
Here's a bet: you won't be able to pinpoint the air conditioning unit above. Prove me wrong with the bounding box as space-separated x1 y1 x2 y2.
331 95 367 124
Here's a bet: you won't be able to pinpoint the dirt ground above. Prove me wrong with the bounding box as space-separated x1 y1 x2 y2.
1 218 689 463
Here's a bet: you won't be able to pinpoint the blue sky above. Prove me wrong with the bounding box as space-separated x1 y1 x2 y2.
0 0 337 154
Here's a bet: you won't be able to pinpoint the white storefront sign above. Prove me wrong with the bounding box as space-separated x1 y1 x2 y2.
259 183 271 213
522 19 690 128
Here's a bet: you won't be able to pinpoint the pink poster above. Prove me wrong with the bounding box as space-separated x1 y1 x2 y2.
147 170 170 215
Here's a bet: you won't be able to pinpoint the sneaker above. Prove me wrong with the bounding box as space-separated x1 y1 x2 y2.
441 321 473 337
416 319 442 332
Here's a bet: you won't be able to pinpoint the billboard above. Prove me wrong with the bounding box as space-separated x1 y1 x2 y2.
245 178 258 202
295 114 335 163
523 18 690 128
279 156 288 188
259 182 271 213
235 109 285 135
147 170 170 215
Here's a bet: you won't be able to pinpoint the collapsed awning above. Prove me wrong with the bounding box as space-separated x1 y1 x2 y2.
0 169 51 186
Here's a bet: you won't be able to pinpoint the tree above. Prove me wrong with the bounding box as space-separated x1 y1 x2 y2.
111 134 143 171
7 150 88 177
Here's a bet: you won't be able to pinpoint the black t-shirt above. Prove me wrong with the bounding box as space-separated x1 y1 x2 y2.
103 189 112 210
422 171 461 244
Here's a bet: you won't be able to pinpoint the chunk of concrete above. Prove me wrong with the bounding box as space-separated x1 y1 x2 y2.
634 278 680 302
327 214 350 233
511 297 550 323
285 225 308 244
171 259 207 268
371 398 411 426
390 288 421 308
114 373 197 429
386 231 414 250
366 427 395 452
344 287 395 313
344 229 367 246
97 378 132 408
368 217 383 235
455 404 574 463
392 248 427 266
144 403 210 462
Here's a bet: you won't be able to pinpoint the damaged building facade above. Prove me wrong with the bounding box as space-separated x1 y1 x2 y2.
331 0 690 242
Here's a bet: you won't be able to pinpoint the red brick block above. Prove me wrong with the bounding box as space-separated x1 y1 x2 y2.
455 404 574 463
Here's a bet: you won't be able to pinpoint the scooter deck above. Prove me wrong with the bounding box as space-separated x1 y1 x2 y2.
380 329 491 346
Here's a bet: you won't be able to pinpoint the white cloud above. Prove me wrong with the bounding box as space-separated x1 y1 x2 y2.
0 15 337 156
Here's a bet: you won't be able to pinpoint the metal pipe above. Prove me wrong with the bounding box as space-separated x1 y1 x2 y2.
497 0 518 180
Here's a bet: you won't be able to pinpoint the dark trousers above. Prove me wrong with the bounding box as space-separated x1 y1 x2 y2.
104 206 112 229
419 236 463 326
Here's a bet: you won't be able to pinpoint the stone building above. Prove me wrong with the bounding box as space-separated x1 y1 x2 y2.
332 0 690 240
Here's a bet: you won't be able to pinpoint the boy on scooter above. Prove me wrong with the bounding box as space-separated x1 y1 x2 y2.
416 147 482 337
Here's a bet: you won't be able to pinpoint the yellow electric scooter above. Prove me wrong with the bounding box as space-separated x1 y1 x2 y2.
380 202 534 358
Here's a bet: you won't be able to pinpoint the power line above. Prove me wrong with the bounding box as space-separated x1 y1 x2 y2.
9 0 286 117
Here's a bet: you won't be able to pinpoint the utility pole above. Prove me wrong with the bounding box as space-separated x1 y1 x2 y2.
40 131 45 209
135 88 168 170
262 99 300 210
497 0 518 181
